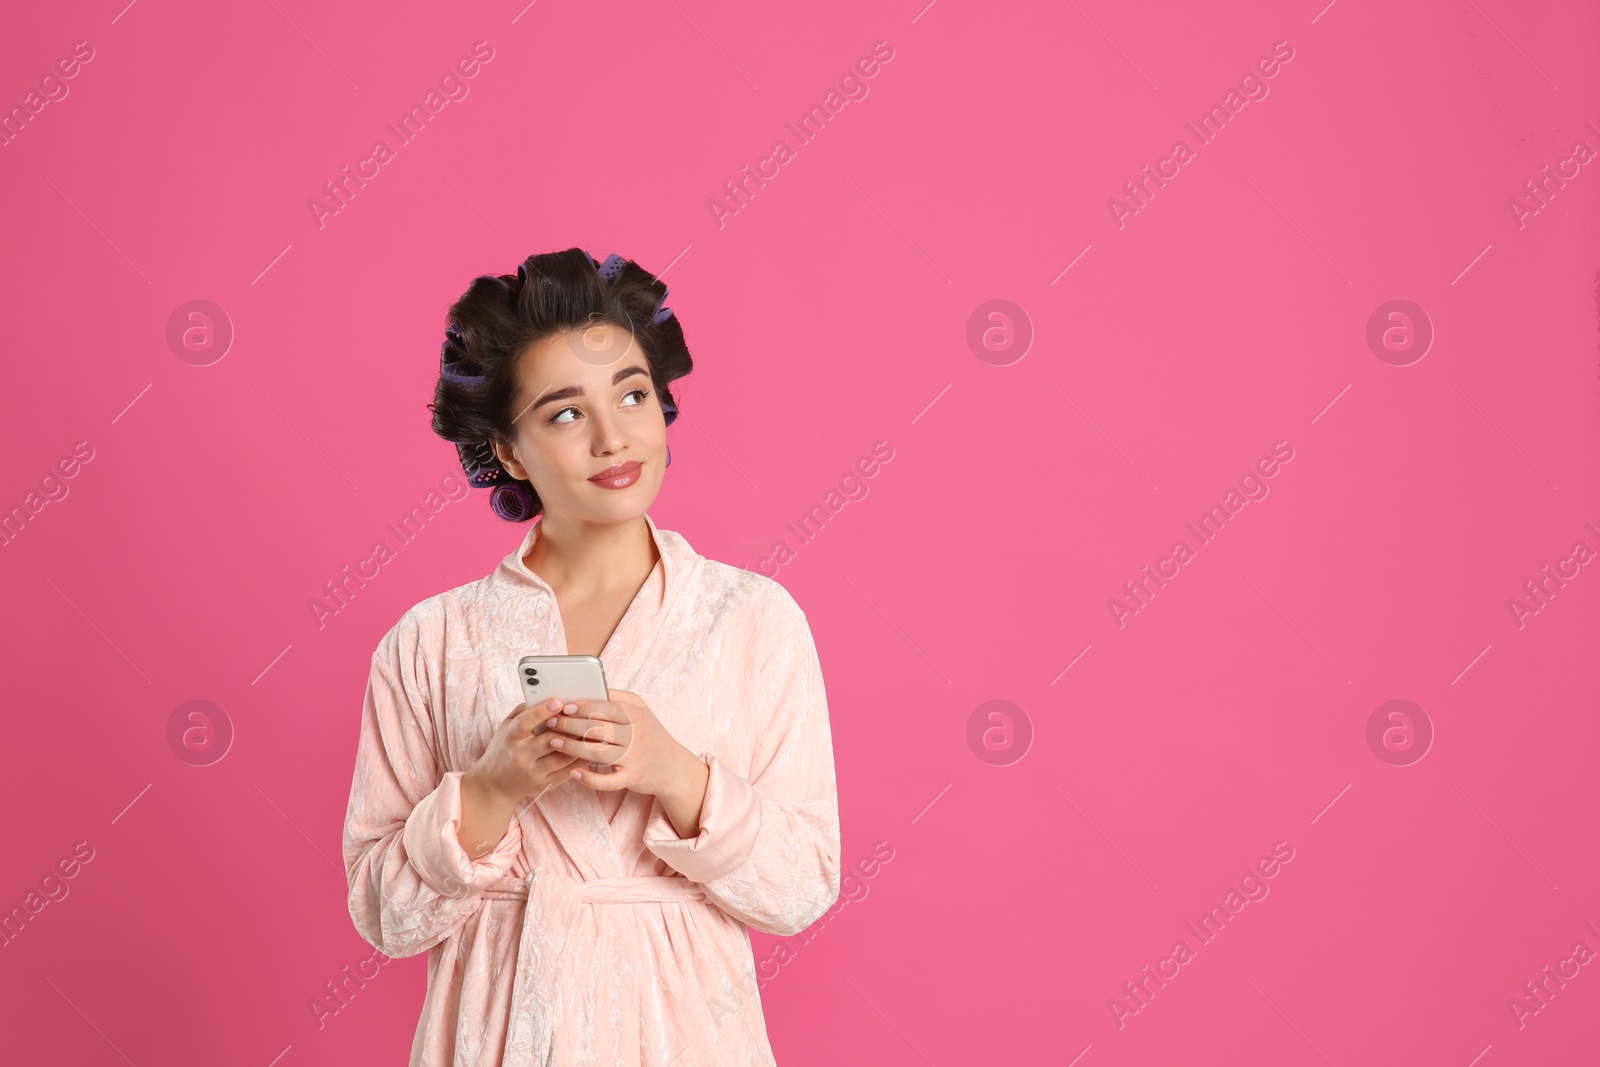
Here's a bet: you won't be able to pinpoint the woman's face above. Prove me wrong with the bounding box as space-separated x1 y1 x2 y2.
492 320 667 523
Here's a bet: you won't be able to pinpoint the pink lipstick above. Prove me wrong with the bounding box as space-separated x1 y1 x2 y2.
588 461 642 489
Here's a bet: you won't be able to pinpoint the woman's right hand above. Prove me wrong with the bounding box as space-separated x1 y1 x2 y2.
457 699 581 861
464 698 582 803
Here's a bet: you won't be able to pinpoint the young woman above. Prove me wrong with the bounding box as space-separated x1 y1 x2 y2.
341 248 841 1066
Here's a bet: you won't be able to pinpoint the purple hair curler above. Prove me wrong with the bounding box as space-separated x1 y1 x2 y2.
662 398 678 468
440 361 486 386
597 253 626 284
467 466 506 489
490 481 536 522
651 287 673 325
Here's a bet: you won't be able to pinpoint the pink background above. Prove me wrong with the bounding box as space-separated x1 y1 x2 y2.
2 0 1597 1063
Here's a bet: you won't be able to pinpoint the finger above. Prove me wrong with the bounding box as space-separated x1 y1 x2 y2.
564 719 633 761
570 700 633 725
548 734 626 763
534 748 580 771
516 727 571 757
588 721 633 758
547 734 622 762
568 764 630 790
549 718 634 753
545 715 614 743
509 698 562 734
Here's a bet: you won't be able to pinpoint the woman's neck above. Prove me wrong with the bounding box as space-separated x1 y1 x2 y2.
526 512 657 598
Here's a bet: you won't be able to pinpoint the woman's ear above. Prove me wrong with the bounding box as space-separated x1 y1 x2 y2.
494 438 529 481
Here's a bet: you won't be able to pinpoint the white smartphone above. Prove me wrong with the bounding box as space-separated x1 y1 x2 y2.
517 655 616 773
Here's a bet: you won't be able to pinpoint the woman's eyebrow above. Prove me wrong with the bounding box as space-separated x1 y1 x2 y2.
530 365 650 411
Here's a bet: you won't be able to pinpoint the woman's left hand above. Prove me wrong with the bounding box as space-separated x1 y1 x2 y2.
543 688 698 797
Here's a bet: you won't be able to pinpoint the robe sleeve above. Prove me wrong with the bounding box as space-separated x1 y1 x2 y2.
342 618 523 959
643 592 841 937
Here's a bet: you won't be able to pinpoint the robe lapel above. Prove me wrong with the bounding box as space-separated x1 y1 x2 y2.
485 514 703 881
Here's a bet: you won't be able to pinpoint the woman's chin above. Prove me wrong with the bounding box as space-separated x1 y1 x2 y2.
577 476 661 516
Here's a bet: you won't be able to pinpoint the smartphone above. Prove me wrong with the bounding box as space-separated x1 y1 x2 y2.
517 655 616 773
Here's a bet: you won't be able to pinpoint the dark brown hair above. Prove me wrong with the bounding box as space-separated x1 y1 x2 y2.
429 248 692 521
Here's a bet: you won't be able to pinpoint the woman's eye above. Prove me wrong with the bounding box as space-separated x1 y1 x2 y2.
547 389 650 425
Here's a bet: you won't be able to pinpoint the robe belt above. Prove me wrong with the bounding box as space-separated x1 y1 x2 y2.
478 872 705 905
486 863 707 1067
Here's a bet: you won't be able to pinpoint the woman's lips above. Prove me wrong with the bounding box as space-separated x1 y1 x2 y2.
588 461 642 489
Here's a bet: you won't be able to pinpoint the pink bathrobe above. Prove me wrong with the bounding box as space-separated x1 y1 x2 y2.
342 512 841 1066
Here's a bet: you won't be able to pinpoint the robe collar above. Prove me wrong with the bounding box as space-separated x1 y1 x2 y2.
490 510 685 607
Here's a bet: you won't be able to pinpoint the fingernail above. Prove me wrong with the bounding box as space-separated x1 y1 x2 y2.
563 703 578 713
550 737 563 748
547 717 558 728
569 769 581 779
